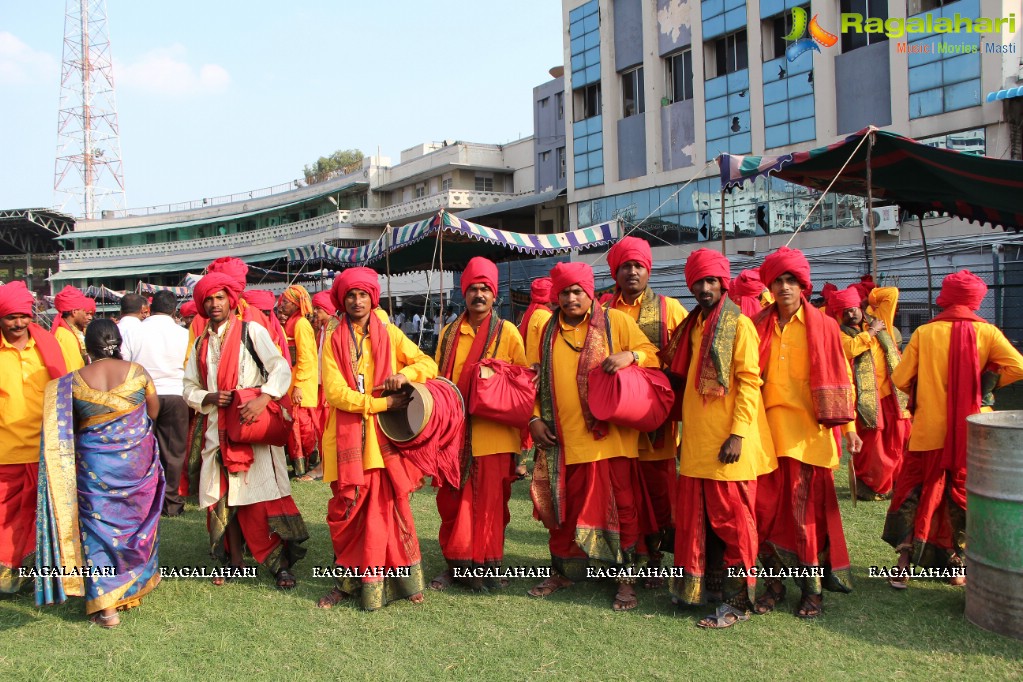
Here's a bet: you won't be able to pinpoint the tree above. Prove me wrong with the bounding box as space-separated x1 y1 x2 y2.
302 149 365 185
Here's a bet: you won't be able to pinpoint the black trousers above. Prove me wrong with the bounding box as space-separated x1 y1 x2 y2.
155 394 189 516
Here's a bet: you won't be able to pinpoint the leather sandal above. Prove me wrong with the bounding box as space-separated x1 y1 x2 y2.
697 603 750 629
316 587 348 609
753 580 786 615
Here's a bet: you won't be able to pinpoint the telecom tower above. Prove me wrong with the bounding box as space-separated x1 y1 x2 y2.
54 0 126 219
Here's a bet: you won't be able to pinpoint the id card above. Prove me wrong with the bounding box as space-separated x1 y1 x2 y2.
357 374 365 394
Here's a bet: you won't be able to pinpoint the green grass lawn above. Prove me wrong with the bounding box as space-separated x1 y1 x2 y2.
2 456 1021 681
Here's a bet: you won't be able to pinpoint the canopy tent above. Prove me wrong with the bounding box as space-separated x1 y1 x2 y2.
286 211 621 274
718 127 1023 232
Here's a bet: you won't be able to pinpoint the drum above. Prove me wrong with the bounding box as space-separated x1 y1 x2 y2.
377 381 435 443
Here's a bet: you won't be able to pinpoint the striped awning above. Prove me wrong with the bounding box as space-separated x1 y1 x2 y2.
986 86 1023 102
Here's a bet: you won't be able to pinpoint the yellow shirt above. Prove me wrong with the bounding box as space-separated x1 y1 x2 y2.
528 308 659 465
611 290 688 461
679 313 776 481
0 333 54 464
841 287 899 401
435 318 527 457
524 307 553 366
53 325 85 371
288 316 318 407
892 320 1023 452
322 321 437 477
762 305 855 470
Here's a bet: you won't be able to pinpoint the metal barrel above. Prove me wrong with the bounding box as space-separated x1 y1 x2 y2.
965 411 1023 641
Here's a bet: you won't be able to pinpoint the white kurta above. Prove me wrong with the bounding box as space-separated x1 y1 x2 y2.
182 319 293 509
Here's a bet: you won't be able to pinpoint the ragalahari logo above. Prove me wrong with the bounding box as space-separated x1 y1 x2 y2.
782 7 838 61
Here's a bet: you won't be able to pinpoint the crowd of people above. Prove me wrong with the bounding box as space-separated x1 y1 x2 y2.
1 240 1021 629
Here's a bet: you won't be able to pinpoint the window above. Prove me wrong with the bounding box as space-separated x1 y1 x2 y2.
540 96 550 109
908 0 945 14
415 185 426 199
555 91 564 120
574 83 602 121
540 150 551 162
441 177 453 191
713 29 748 77
765 5 809 60
474 175 494 192
666 49 693 103
557 147 566 179
841 0 888 52
621 67 645 118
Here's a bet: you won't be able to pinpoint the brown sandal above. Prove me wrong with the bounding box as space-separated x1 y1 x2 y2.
612 584 639 612
753 580 786 615
527 575 573 598
429 570 454 591
795 593 823 619
316 587 349 609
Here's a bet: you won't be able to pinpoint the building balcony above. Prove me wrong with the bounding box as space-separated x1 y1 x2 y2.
350 189 521 226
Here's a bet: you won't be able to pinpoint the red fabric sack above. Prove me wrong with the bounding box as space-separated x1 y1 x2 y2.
225 388 293 448
468 358 537 429
587 364 674 433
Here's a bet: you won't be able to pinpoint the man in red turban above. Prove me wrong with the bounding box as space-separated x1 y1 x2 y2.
885 270 1023 588
183 272 307 590
604 237 688 587
317 266 438 610
526 261 660 611
729 269 770 319
276 285 318 477
429 257 527 592
516 276 556 480
0 281 70 592
178 300 197 327
52 284 93 370
752 247 860 619
828 284 910 503
241 290 291 366
660 250 774 627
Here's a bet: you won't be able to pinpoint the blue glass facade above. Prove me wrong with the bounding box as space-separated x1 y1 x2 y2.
762 54 815 149
705 69 751 161
570 0 604 189
701 0 747 40
573 115 605 189
907 0 982 119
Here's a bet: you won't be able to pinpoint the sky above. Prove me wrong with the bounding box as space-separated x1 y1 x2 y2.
0 1 564 215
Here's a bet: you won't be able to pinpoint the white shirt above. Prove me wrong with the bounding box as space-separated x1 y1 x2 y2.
123 313 189 395
117 315 143 357
413 314 422 332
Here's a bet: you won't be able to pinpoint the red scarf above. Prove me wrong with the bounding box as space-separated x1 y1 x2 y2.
754 298 855 427
196 317 254 473
28 323 68 379
330 312 394 502
931 305 985 474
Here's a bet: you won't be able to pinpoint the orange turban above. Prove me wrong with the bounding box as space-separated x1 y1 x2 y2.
936 270 987 311
311 291 334 312
461 257 498 297
760 246 812 293
280 285 313 317
684 248 731 291
192 273 243 318
607 236 652 276
0 281 34 318
332 267 380 312
826 287 863 319
207 257 249 286
550 262 595 300
53 285 91 313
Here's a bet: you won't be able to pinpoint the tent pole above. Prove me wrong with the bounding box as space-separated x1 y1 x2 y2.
438 211 445 326
720 189 726 255
384 223 393 317
919 216 934 318
866 131 877 279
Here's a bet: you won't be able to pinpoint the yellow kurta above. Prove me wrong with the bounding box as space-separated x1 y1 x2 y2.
322 320 437 478
436 318 527 456
840 286 899 400
679 313 776 481
892 320 1023 452
523 307 553 365
53 325 85 371
0 334 54 464
762 305 855 470
528 308 659 466
610 290 688 461
288 316 319 407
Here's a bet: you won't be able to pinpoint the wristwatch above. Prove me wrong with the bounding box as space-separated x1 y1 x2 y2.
631 351 639 364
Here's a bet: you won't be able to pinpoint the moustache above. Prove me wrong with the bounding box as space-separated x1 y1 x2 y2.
471 297 487 305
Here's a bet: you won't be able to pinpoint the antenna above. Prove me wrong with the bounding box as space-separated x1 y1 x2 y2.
54 0 127 219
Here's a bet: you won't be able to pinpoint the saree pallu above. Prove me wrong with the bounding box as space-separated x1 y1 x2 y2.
756 456 853 595
638 458 677 555
882 448 966 569
435 452 515 588
854 392 910 498
671 475 758 607
326 455 425 610
548 457 653 582
206 492 309 574
36 370 163 613
0 463 38 593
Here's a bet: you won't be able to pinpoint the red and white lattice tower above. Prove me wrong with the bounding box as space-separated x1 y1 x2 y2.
54 0 126 219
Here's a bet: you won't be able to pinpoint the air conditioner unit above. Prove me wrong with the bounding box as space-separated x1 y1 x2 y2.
863 205 900 235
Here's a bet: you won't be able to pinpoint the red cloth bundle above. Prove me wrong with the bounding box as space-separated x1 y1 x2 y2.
224 388 293 457
468 358 537 428
390 379 466 488
586 364 674 433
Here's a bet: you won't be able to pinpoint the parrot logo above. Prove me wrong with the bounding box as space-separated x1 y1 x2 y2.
782 7 838 61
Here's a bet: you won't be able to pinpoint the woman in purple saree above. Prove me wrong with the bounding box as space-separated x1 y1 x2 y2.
36 319 163 627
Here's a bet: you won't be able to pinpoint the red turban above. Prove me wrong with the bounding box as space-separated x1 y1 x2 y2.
530 277 552 304
179 300 197 317
206 257 249 286
760 246 812 293
192 273 243 318
549 262 595 301
936 270 987 311
826 287 863 319
684 248 731 291
821 282 838 304
312 291 334 312
607 236 652 277
0 281 35 318
729 269 765 301
331 267 380 312
241 290 276 311
53 285 91 313
461 256 498 297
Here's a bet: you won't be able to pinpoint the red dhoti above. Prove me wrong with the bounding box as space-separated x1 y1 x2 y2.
0 463 38 593
287 405 319 472
882 448 965 569
854 393 910 498
327 461 426 610
547 456 653 582
638 458 677 555
436 452 515 587
207 494 309 575
756 456 853 595
672 475 758 606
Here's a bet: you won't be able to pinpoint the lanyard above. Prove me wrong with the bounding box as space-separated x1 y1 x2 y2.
346 317 368 362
